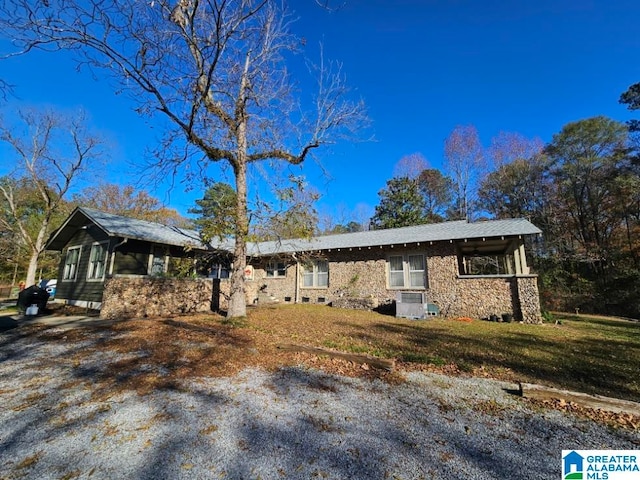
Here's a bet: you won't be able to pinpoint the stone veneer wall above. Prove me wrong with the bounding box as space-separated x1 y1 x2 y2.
248 241 543 324
515 275 543 324
99 241 543 324
249 261 298 303
101 277 214 319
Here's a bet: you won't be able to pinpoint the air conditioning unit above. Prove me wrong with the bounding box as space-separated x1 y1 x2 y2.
396 291 428 320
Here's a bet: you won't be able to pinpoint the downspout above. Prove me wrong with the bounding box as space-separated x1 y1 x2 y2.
292 253 300 304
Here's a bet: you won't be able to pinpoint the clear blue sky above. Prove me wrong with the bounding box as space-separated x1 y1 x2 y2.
1 0 639 222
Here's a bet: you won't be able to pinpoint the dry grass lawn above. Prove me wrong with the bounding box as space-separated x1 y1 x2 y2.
20 303 639 427
38 305 638 394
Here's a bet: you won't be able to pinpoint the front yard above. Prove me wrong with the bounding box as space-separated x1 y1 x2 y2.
1 305 638 479
246 305 640 402
32 304 639 403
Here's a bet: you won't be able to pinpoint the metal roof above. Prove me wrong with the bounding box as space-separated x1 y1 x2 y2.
46 207 232 251
47 207 541 256
248 218 542 255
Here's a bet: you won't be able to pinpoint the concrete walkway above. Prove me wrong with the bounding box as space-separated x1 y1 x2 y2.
0 310 117 331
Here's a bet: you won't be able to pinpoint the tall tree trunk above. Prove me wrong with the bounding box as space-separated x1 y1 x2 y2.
25 218 49 287
226 51 253 319
25 252 39 288
227 90 250 318
228 159 248 318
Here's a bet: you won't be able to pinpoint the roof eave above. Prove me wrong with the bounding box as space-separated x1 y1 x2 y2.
45 207 110 251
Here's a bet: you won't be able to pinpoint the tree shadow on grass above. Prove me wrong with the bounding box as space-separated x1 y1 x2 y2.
364 320 639 402
1 317 637 479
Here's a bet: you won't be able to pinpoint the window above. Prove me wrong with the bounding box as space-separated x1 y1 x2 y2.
302 260 329 288
389 256 404 287
456 240 518 276
388 254 426 288
209 263 231 279
459 254 515 276
408 254 425 287
63 246 81 281
266 260 286 278
87 242 108 280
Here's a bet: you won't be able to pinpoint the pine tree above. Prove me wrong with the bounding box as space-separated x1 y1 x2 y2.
370 177 427 229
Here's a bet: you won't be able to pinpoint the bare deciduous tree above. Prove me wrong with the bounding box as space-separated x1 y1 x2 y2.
392 152 430 180
487 131 544 169
72 183 188 227
0 109 104 287
0 0 367 317
443 125 486 221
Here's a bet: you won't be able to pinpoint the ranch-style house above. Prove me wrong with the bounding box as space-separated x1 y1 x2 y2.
46 207 543 323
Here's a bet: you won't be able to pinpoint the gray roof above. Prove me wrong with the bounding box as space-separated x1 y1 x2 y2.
249 218 542 255
47 207 541 257
47 207 232 251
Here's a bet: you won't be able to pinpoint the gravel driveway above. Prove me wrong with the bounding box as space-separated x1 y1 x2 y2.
1 321 638 480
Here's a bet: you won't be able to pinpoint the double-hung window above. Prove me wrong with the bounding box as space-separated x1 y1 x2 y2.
388 254 426 288
266 260 286 278
87 242 108 280
302 260 329 288
63 246 81 281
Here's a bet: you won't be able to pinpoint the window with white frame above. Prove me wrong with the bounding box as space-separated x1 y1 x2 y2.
63 246 81 281
209 263 231 279
266 260 287 278
87 242 108 280
302 260 328 288
388 254 426 288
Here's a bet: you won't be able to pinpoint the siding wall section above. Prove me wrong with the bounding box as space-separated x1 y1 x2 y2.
113 239 152 275
55 227 110 307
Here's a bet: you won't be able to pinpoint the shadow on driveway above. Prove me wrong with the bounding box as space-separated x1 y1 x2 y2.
0 310 122 332
0 314 18 331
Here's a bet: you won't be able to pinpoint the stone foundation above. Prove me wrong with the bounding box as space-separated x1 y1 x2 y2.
332 296 379 310
515 276 543 324
101 277 214 319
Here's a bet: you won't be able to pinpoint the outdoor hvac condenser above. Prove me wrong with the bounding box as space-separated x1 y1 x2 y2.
395 291 428 320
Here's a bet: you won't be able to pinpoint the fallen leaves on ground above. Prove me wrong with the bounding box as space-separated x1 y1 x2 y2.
21 304 640 430
528 398 640 431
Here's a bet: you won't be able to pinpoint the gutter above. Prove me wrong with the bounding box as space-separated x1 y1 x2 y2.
292 252 300 304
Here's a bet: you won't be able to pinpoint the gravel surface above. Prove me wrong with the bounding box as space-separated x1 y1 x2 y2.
1 323 638 480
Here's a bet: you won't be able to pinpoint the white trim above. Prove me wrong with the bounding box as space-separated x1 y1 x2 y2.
300 260 329 289
112 274 150 278
86 241 109 282
266 260 287 278
62 245 82 282
63 299 103 310
147 244 154 275
149 245 169 276
387 252 426 289
458 274 538 279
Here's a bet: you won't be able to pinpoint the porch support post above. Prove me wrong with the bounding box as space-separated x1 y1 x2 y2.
513 243 522 274
294 258 300 304
519 243 529 275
